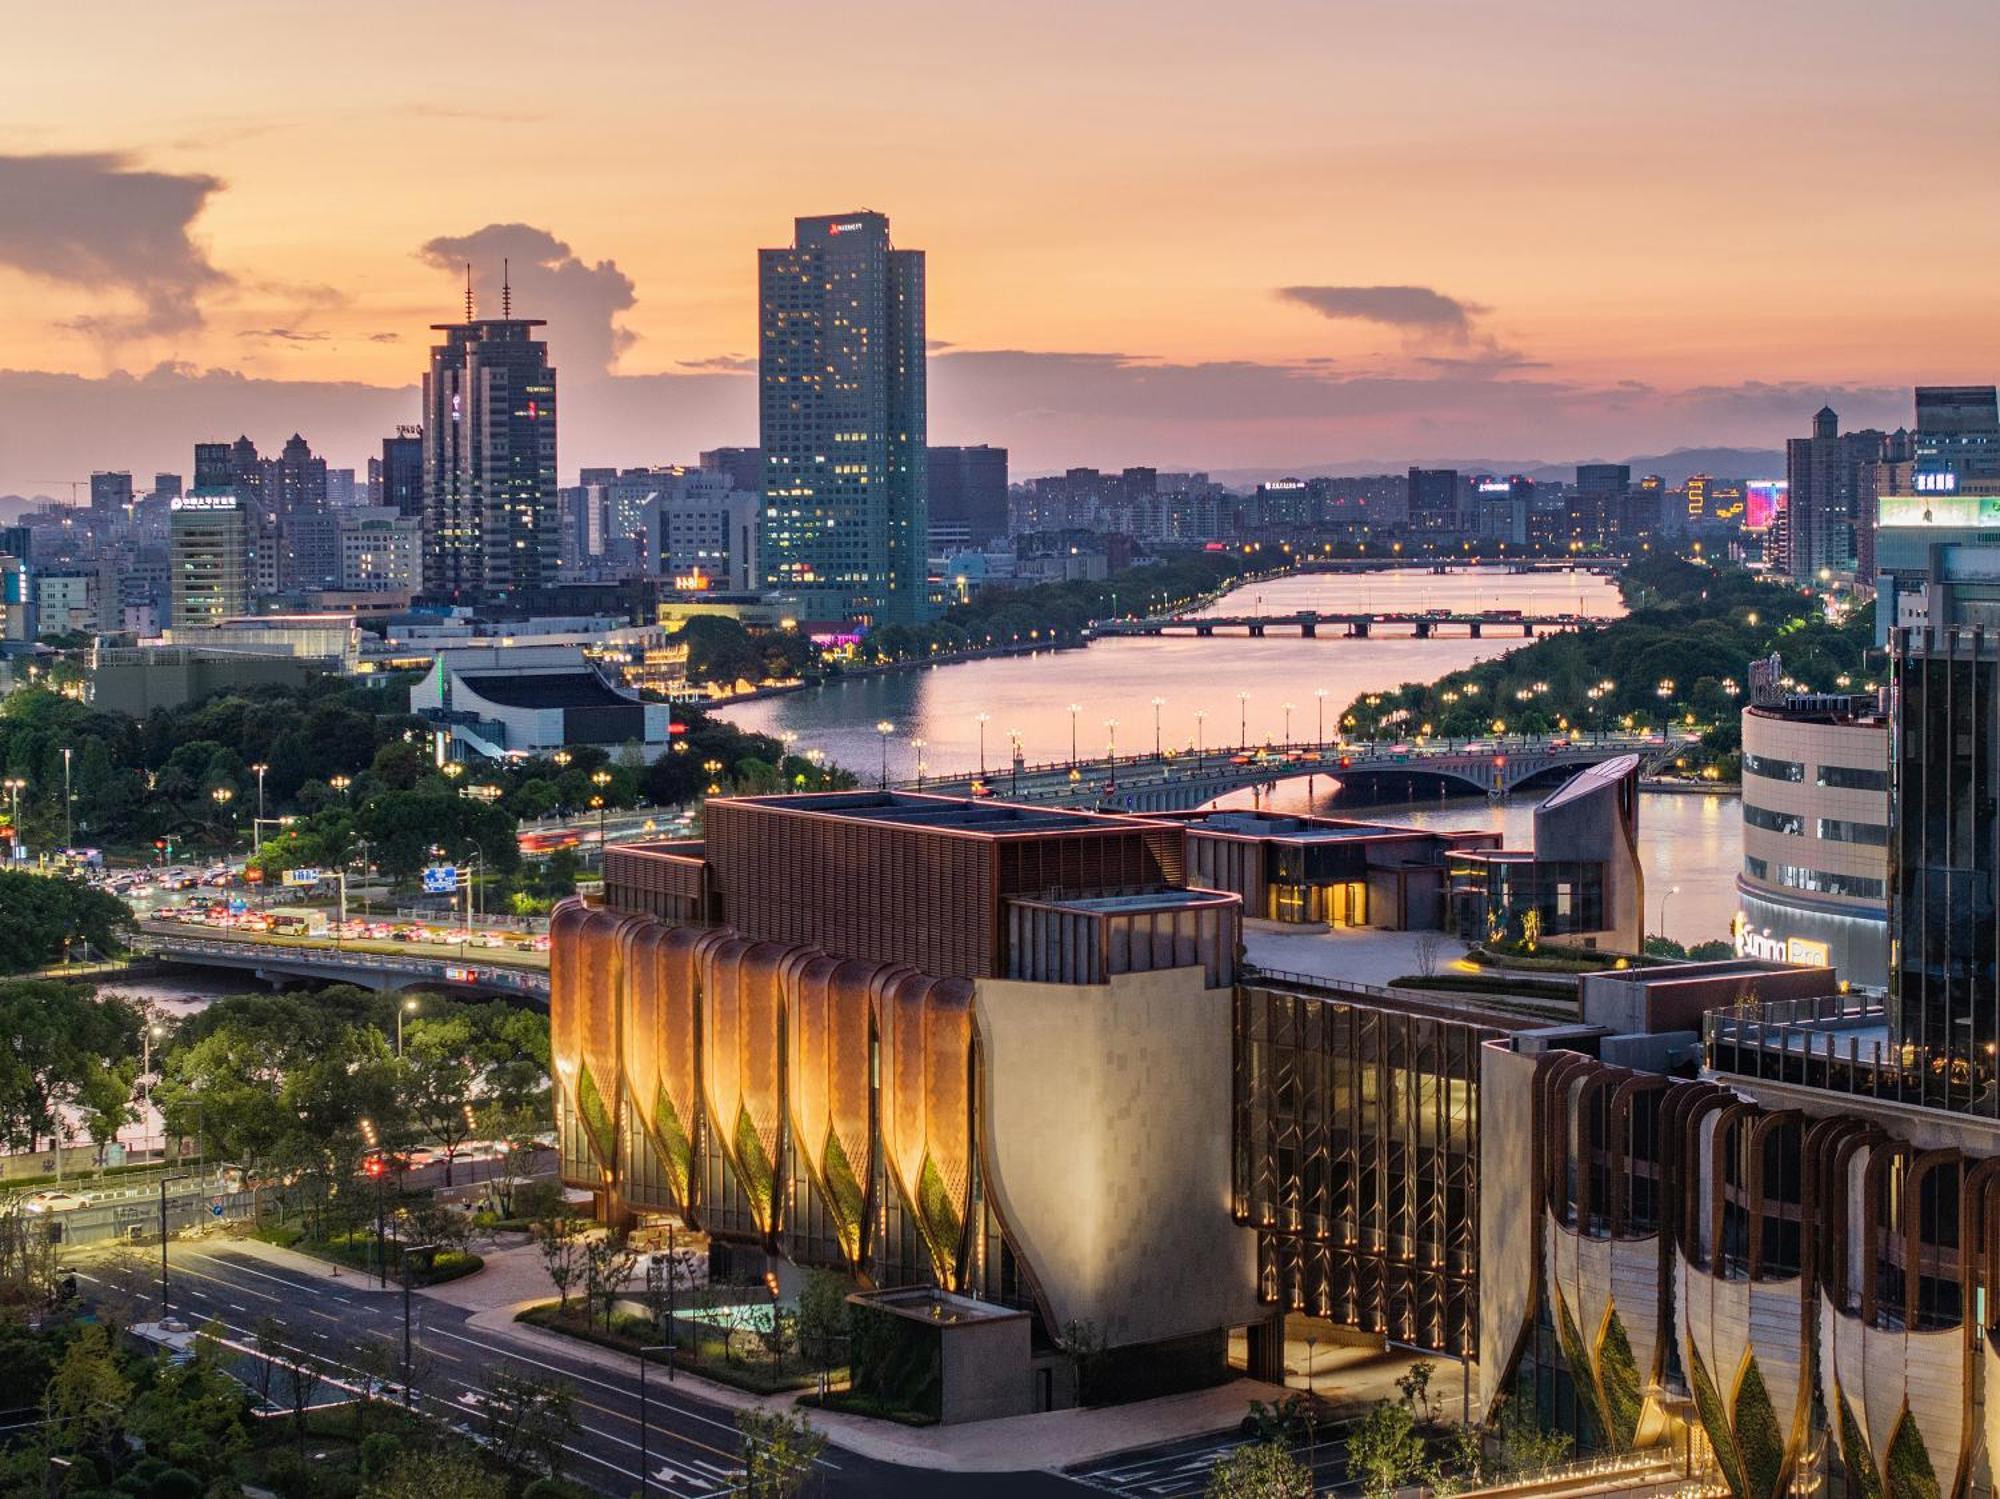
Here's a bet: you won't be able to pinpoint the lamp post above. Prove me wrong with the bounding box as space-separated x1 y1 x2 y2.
875 721 894 789
158 1173 190 1320
1067 703 1082 766
61 746 71 850
975 713 990 778
1151 697 1165 758
249 763 268 850
397 996 418 1057
912 738 928 790
1009 730 1022 794
1659 884 1681 942
1282 702 1296 747
1238 691 1250 748
402 1240 438 1409
1315 688 1328 746
330 773 351 803
210 786 234 849
1194 710 1207 768
1103 719 1118 765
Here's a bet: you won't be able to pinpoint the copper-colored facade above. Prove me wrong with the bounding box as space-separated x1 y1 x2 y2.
556 791 1237 1330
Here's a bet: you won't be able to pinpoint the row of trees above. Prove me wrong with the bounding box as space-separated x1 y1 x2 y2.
1337 555 1876 753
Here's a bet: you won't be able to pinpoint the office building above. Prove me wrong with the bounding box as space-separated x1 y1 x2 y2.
335 507 421 592
1913 384 2000 481
1734 655 1888 987
151 473 183 503
89 471 132 517
168 492 249 631
422 297 559 604
33 571 94 636
927 445 1009 545
698 446 762 496
375 429 424 517
759 212 928 627
410 645 672 758
1406 468 1459 533
642 470 759 593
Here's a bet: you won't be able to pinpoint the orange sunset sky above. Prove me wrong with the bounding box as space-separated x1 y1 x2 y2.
1 0 1995 490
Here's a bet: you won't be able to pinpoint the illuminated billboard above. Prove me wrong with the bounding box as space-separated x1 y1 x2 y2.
1879 493 2000 528
1744 480 1785 532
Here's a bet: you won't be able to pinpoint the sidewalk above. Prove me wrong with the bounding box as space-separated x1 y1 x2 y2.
211 1233 404 1295
464 1298 1287 1472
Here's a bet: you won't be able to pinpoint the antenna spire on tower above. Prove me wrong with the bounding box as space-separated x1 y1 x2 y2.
502 258 512 319
464 263 475 322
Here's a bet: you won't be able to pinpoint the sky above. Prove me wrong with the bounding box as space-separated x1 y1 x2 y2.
1 0 1995 494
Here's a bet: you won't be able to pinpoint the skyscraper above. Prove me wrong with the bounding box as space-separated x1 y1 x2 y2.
168 493 248 631
759 212 928 627
422 295 558 604
377 428 424 518
926 445 1010 545
1405 468 1458 533
1783 405 1886 580
89 471 132 517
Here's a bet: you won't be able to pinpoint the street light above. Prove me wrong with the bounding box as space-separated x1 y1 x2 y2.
1315 688 1328 746
61 746 72 850
975 713 990 776
637 1343 672 1496
250 763 268 850
875 721 895 789
1238 691 1250 748
396 996 419 1057
1151 697 1165 758
1067 703 1082 766
158 1173 190 1320
1103 719 1118 763
912 738 928 789
1282 702 1296 746
210 786 234 849
329 773 351 801
1659 884 1681 940
402 1240 439 1410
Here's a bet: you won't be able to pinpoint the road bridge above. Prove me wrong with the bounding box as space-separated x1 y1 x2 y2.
1094 609 1595 640
132 929 550 1002
907 732 1680 814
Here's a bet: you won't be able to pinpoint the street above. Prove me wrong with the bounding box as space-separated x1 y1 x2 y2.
1067 1427 1351 1497
89 1243 1092 1498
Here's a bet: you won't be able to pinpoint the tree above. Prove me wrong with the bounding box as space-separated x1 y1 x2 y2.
480 1368 578 1479
736 1408 826 1499
1495 1396 1574 1475
1205 1441 1314 1499
272 1329 329 1451
400 1016 479 1184
581 1228 641 1331
362 1447 506 1499
42 1322 131 1465
533 1210 587 1312
0 981 141 1161
1348 1399 1426 1499
795 1269 850 1375
1412 931 1445 980
1397 1358 1438 1424
0 1194 61 1312
127 1324 252 1478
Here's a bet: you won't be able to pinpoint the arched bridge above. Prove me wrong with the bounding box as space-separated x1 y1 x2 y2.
908 733 1681 814
132 929 550 1002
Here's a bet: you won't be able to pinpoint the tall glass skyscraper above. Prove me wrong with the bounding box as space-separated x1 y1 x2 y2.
758 213 928 628
421 309 558 604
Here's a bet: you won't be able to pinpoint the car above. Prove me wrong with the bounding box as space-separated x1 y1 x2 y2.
24 1190 87 1213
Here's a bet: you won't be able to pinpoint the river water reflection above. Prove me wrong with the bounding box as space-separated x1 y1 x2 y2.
718 565 1742 945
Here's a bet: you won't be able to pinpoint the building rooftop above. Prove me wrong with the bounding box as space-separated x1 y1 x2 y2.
1539 752 1640 812
726 790 1165 836
848 1286 1027 1326
456 671 630 709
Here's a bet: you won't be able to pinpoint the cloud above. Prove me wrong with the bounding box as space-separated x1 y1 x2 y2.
1277 285 1490 340
418 224 637 377
240 327 331 344
367 332 402 343
676 354 756 373
0 152 229 339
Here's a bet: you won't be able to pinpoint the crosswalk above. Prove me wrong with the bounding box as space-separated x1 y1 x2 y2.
1068 1433 1347 1498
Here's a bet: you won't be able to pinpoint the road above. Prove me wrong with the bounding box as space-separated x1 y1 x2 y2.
89 1243 1090 1498
1067 1426 1352 1496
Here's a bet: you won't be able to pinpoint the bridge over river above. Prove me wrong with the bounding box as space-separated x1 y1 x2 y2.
1093 608 1594 640
905 732 1680 814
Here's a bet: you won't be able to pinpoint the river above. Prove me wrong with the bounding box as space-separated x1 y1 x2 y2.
719 565 1749 948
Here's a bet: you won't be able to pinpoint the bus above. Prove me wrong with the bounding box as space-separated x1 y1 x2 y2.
268 910 329 938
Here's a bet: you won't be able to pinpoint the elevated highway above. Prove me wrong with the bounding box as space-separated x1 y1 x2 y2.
1093 609 1594 640
132 928 550 1001
907 732 1680 814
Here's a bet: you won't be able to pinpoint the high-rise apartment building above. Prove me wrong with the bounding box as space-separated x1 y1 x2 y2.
926 445 1009 545
643 469 760 592
1784 406 1887 579
192 437 278 596
422 304 558 604
89 471 132 517
168 493 249 631
1405 468 1459 532
335 507 421 592
759 212 928 627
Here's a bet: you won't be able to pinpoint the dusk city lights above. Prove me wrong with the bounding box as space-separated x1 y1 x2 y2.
0 5 1995 1497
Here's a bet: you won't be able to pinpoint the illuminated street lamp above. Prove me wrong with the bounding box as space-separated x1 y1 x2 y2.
552 749 572 770
703 758 724 797
330 773 352 801
1067 703 1082 765
1194 710 1208 766
210 785 235 847
1151 697 1166 758
61 746 72 850
1103 719 1118 763
1282 702 1295 745
975 712 991 776
912 738 928 789
250 763 269 849
874 721 895 788
1238 690 1250 748
1315 688 1328 745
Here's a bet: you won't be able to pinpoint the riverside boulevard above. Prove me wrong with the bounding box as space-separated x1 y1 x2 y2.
82 1235 1265 1498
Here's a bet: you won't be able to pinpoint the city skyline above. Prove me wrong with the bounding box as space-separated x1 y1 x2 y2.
3 0 1995 492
